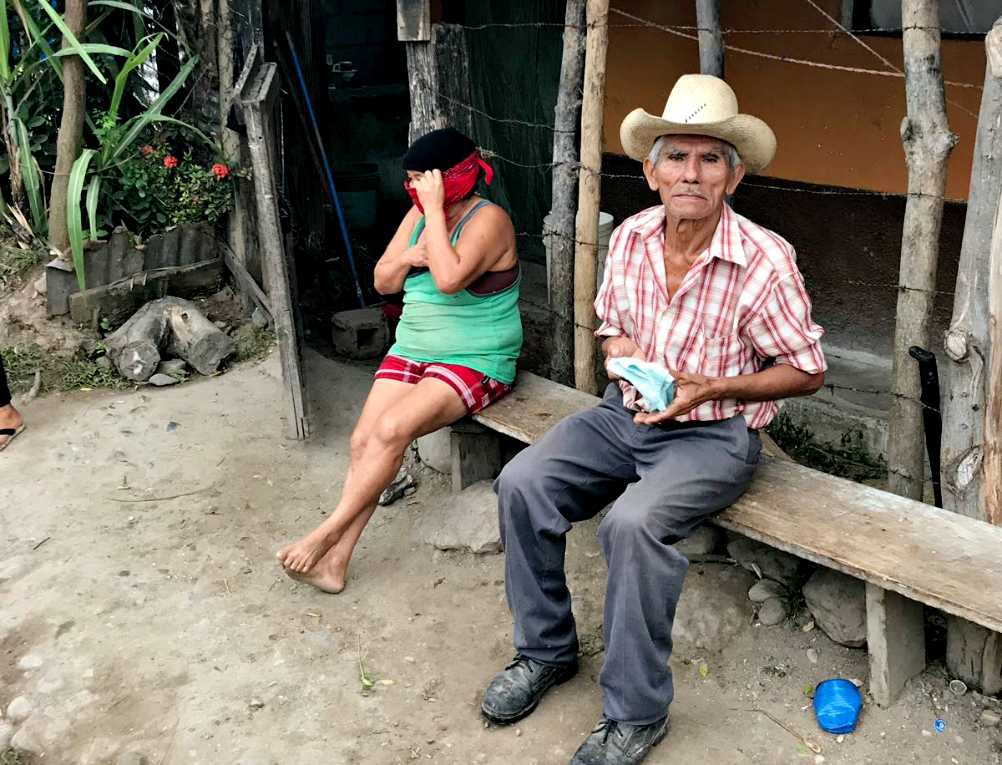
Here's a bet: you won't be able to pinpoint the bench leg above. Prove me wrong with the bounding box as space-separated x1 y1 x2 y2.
866 583 926 706
450 420 502 494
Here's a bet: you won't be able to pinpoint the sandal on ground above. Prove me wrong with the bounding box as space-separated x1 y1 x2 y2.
0 424 25 453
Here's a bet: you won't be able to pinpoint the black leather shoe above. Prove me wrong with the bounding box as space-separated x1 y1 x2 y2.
569 715 670 765
481 654 578 724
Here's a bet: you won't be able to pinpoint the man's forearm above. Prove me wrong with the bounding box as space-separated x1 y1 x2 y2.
710 363 824 403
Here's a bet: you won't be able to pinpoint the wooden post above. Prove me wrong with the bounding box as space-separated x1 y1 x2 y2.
839 0 855 30
548 0 586 387
398 0 439 143
695 0 723 78
940 18 1002 696
886 0 957 500
985 146 1002 525
235 48 310 440
574 0 609 395
942 20 1002 521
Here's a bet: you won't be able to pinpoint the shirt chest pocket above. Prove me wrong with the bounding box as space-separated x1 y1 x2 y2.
700 330 748 378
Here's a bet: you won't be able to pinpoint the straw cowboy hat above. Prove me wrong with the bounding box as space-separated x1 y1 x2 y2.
619 74 776 174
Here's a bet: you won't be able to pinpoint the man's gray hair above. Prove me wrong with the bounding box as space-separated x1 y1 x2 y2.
648 135 741 172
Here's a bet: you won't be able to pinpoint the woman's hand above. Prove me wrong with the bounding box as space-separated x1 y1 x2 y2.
402 241 428 267
410 169 446 215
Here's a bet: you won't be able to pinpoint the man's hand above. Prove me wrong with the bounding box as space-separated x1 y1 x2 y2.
603 337 644 381
633 370 720 425
410 169 445 215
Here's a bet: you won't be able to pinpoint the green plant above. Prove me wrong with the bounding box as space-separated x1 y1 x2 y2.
1 747 30 764
766 413 887 484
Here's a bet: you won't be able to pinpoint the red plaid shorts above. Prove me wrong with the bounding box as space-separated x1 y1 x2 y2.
374 354 512 413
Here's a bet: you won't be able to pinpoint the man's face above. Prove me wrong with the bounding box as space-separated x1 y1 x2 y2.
642 135 745 223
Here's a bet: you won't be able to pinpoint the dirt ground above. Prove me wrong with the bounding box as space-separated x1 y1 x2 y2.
2 348 1002 765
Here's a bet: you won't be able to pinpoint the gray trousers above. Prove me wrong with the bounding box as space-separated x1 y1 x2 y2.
495 384 761 725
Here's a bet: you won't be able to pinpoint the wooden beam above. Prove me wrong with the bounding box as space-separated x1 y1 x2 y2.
886 0 956 500
397 0 431 42
695 0 723 78
573 0 609 395
548 0 586 387
236 51 310 440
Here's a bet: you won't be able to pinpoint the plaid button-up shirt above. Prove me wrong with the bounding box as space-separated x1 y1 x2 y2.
595 203 826 429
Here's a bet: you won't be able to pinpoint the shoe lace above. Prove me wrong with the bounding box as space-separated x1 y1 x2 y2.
506 654 536 674
594 717 625 745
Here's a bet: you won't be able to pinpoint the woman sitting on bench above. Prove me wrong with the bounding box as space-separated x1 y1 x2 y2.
277 127 522 593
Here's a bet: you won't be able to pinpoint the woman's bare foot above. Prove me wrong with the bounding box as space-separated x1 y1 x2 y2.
0 403 24 451
283 546 348 594
275 524 340 573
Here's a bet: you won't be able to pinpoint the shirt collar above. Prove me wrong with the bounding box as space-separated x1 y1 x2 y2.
642 202 747 268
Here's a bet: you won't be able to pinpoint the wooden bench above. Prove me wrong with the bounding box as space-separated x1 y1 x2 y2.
448 371 1002 706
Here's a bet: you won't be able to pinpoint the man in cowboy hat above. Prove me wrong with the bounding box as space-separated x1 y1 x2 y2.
480 74 827 765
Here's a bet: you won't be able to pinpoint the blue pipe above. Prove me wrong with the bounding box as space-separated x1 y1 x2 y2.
285 32 365 308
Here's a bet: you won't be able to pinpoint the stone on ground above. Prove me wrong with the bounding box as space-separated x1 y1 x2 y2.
727 537 803 587
675 525 723 557
6 695 34 723
673 565 756 651
803 567 867 648
748 579 786 603
415 480 501 555
0 721 14 752
758 597 788 626
417 427 452 474
148 373 179 387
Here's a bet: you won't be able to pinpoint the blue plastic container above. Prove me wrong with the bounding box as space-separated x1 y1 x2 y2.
813 678 862 734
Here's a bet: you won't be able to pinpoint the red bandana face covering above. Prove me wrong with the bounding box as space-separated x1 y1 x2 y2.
404 151 494 214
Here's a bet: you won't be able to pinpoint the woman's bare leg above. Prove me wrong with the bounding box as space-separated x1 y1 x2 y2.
277 377 467 591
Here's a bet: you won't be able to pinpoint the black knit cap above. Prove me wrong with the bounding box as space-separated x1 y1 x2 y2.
402 127 476 172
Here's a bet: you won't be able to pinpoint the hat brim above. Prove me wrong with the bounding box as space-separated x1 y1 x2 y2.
620 108 776 174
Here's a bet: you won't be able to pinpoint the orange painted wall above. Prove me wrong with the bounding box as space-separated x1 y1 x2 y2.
604 0 985 200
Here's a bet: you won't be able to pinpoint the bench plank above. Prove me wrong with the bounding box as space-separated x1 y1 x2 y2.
472 371 599 442
719 458 1002 635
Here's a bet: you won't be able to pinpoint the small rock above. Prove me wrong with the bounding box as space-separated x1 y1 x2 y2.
979 709 1002 727
17 654 43 670
675 525 724 557
673 565 756 651
921 729 932 737
36 671 64 694
758 597 788 626
7 695 33 722
95 355 113 370
727 538 803 587
156 359 188 377
0 721 14 751
33 275 47 295
807 648 820 665
148 373 179 387
248 699 265 710
836 734 844 744
251 307 270 329
803 568 867 648
747 579 786 603
814 756 824 765
78 338 100 358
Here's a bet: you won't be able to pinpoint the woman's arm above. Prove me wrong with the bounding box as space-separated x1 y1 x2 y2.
410 170 516 294
373 206 427 295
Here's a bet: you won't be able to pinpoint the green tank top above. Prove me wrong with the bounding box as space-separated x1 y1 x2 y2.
388 200 522 384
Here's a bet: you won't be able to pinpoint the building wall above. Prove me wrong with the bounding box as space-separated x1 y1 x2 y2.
604 0 985 200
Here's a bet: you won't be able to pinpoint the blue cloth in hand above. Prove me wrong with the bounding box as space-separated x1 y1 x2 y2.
606 357 675 411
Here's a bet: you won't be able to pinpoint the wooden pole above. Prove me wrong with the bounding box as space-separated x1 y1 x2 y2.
885 0 956 500
695 0 723 78
573 0 609 395
939 18 1002 698
548 0 586 387
398 0 438 143
941 20 1002 521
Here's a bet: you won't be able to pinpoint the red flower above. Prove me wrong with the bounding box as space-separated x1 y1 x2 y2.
141 145 152 156
211 162 229 179
163 155 178 169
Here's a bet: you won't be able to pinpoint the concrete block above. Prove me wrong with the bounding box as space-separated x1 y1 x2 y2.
330 307 389 360
45 258 78 316
415 480 501 555
866 583 926 706
450 419 502 493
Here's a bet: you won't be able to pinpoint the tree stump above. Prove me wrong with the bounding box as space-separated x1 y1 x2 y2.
104 297 235 382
